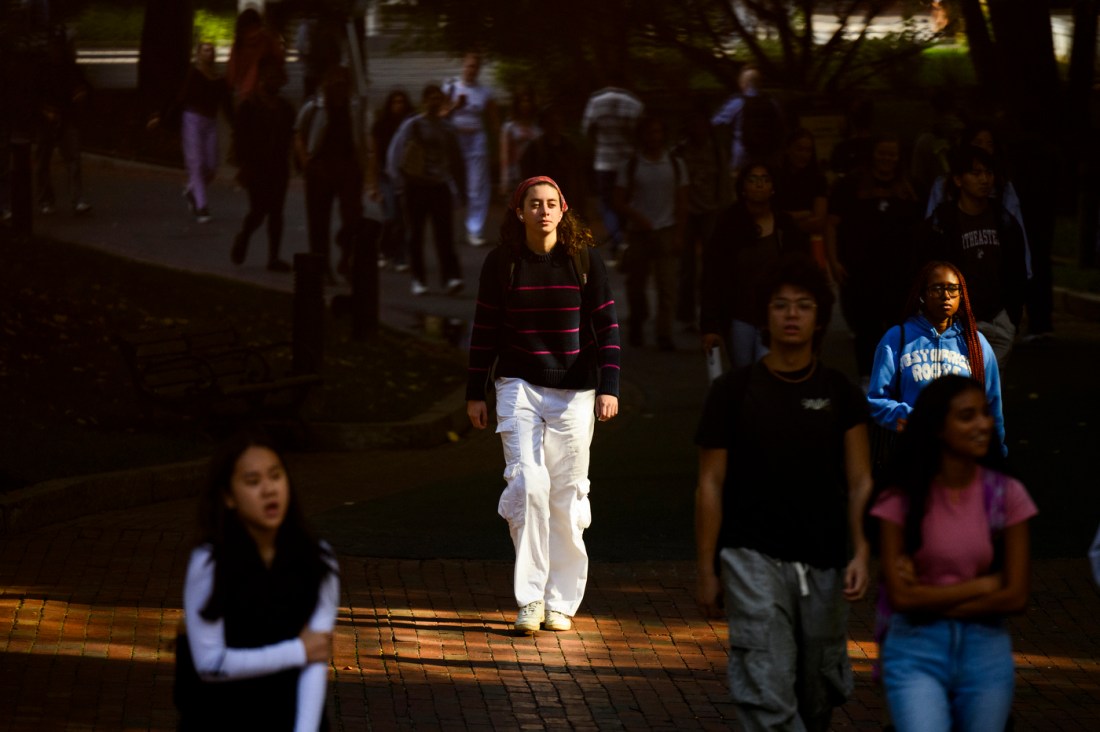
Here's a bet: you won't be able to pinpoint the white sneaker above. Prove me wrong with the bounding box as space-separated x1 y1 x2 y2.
444 278 464 295
514 600 544 634
543 609 572 632
411 280 429 296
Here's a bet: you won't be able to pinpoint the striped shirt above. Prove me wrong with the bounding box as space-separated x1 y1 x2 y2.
581 87 645 172
466 243 621 401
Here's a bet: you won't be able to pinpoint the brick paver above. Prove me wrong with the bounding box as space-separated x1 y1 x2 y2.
2 509 1098 730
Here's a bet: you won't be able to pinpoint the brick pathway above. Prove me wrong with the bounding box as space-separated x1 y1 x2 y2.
2 505 1098 730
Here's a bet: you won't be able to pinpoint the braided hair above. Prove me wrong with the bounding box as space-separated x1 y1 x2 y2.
901 260 985 386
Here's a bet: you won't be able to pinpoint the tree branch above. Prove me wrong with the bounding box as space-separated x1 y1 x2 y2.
712 0 781 80
820 0 891 90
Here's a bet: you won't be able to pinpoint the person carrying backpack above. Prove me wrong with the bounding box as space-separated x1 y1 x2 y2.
385 84 467 295
870 375 1036 732
711 66 786 175
466 176 620 636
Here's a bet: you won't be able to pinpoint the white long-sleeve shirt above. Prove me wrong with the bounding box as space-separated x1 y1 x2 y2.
183 544 340 732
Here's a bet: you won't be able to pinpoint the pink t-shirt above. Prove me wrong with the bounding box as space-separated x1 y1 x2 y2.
871 468 1037 586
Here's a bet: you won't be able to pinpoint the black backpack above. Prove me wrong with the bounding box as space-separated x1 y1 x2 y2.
741 94 784 160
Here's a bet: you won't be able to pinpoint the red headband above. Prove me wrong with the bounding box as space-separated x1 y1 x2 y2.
510 176 568 212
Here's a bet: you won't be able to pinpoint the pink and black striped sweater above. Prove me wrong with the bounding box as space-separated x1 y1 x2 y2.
466 243 621 401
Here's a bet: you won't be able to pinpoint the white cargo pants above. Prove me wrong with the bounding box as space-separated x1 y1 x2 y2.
495 377 596 616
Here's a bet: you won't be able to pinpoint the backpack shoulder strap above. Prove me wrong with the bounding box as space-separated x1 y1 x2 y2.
894 323 905 394
624 154 639 204
570 246 590 288
495 243 518 296
981 468 1008 532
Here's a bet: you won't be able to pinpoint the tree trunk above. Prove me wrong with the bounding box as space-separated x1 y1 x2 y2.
956 0 999 94
987 0 1060 132
1068 0 1099 129
138 0 194 111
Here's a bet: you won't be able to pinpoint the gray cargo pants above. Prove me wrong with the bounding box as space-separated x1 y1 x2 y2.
719 547 854 732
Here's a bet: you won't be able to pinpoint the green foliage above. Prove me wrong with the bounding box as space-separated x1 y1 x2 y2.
72 6 145 44
914 46 977 88
69 5 235 47
193 10 235 45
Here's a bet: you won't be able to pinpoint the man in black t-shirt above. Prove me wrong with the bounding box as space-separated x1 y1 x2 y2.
694 257 872 731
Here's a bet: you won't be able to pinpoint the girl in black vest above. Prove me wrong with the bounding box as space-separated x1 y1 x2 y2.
178 428 339 731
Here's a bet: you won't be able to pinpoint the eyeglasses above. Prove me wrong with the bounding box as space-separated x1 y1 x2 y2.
744 174 772 185
926 284 961 297
769 298 817 313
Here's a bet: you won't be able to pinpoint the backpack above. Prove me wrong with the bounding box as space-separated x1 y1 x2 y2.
740 93 784 161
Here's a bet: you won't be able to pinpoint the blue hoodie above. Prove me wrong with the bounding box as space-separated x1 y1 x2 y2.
867 313 1006 454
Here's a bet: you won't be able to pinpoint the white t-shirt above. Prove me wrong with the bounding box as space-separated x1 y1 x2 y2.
444 79 493 134
616 152 687 231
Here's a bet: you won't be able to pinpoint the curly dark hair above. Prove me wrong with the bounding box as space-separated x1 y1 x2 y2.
900 260 985 386
498 183 595 257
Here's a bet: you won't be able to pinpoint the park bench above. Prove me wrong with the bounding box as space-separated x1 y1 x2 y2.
115 326 321 422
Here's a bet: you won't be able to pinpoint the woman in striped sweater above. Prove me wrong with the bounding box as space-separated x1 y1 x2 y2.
466 176 621 635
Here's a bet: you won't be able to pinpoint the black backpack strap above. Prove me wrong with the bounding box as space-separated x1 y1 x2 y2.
495 242 517 296
570 246 590 287
624 154 639 205
894 323 905 394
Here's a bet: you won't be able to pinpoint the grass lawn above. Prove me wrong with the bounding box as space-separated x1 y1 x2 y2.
0 233 465 493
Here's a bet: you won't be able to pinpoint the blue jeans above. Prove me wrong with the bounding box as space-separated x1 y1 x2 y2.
728 319 767 370
882 614 1015 732
595 170 624 251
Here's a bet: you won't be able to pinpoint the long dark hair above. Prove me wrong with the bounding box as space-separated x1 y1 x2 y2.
197 426 333 621
883 375 997 554
498 183 594 257
232 8 263 55
378 88 412 125
900 260 985 386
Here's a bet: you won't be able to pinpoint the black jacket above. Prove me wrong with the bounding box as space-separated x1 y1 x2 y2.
700 204 809 334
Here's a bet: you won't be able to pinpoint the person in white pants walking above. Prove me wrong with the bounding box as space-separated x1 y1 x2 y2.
466 176 621 634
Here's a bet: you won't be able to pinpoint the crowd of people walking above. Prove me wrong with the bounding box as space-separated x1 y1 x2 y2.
9 7 1067 729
